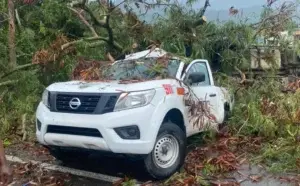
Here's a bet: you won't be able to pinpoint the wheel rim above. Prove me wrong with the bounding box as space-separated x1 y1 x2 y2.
153 134 179 169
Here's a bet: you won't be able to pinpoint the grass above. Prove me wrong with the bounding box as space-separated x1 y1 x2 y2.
3 138 11 147
225 77 300 174
252 137 300 173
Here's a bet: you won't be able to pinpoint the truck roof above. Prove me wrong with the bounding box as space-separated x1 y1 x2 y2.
113 48 189 66
124 48 168 60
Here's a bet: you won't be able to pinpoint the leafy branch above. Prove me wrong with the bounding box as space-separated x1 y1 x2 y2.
69 0 122 52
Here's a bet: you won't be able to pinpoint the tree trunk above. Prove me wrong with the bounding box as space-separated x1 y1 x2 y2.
193 0 210 27
8 0 16 68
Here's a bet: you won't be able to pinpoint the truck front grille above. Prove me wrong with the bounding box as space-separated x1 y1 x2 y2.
56 94 100 113
49 92 120 114
47 125 102 138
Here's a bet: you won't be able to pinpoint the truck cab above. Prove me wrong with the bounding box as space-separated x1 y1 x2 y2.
35 48 233 179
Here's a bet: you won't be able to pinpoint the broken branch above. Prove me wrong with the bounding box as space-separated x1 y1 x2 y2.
61 36 122 51
70 2 122 51
193 0 210 27
0 80 19 87
81 4 107 27
0 63 36 80
68 7 99 37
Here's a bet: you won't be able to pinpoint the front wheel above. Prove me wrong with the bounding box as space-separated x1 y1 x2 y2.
144 122 187 180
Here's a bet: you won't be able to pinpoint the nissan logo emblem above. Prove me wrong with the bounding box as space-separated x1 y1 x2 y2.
69 97 81 110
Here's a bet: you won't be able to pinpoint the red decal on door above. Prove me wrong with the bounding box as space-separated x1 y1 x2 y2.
163 84 173 95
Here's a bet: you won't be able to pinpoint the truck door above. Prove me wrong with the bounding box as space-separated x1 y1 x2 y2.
182 60 219 135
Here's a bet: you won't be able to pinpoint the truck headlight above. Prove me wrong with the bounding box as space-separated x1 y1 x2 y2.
114 89 155 111
42 89 50 108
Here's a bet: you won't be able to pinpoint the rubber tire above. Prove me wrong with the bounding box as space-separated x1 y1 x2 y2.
223 110 229 124
144 122 187 180
49 148 90 162
223 103 231 123
219 104 230 132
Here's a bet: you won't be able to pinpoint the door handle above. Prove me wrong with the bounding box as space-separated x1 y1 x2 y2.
209 93 216 97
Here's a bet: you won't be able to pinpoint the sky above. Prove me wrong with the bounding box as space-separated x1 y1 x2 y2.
90 0 297 10
209 0 269 9
165 0 298 22
203 0 294 10
90 0 299 22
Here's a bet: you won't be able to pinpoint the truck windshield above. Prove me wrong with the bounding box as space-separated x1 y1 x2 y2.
104 58 181 80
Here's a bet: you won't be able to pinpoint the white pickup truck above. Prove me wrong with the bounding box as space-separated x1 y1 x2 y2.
36 48 234 179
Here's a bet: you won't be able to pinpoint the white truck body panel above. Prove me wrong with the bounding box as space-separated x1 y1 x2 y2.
35 49 233 155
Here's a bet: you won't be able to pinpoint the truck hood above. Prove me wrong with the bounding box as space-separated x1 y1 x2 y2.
47 80 178 93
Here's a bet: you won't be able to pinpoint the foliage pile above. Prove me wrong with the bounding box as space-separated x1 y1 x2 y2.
71 57 112 81
0 0 300 183
32 34 75 66
283 78 300 93
222 76 300 173
162 132 263 186
150 75 300 184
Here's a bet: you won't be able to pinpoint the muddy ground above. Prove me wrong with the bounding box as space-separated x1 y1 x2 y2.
8 161 110 186
4 136 300 186
4 141 151 181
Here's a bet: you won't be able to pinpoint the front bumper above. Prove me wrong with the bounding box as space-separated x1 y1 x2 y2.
36 102 156 154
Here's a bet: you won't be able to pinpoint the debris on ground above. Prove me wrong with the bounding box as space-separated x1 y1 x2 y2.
5 142 54 163
9 161 71 186
282 78 300 93
276 174 300 184
6 160 107 186
112 176 137 186
184 133 262 176
248 174 263 182
163 132 264 186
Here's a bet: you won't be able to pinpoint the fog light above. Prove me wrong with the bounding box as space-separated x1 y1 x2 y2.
114 125 140 140
36 119 42 131
127 128 137 136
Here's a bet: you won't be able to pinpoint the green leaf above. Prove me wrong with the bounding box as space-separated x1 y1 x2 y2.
39 21 46 35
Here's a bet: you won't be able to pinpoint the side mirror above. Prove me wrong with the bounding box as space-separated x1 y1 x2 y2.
186 72 205 85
